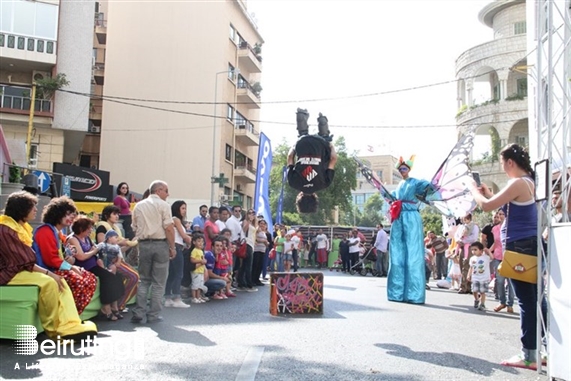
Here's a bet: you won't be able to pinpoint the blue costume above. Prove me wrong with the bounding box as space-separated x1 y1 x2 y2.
388 176 433 304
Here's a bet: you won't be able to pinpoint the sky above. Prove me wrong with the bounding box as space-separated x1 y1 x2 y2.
247 0 492 179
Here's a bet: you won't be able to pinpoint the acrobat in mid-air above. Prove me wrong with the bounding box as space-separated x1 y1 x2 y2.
287 108 338 213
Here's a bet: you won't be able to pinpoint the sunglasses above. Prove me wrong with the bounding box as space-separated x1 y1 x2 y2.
398 167 409 172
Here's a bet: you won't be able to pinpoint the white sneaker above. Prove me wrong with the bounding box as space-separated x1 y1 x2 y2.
191 298 202 304
164 299 174 307
171 299 190 308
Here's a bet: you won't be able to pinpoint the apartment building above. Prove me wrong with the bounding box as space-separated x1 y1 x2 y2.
455 0 529 192
98 0 263 210
0 0 95 173
352 154 399 212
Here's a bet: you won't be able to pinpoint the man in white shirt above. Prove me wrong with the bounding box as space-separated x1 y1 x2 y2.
374 223 389 277
315 229 329 269
216 206 230 231
290 229 301 272
347 229 361 271
225 205 243 243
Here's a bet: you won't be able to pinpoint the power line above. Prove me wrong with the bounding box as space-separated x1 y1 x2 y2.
58 68 503 107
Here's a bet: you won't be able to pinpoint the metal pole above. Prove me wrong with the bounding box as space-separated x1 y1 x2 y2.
26 84 37 170
210 74 219 206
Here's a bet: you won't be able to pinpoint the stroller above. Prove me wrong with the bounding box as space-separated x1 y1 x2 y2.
350 246 378 276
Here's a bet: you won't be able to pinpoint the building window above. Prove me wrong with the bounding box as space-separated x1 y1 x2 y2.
376 170 383 180
4 1 59 40
235 111 246 127
246 196 252 210
227 104 234 121
493 83 500 100
517 78 527 97
516 136 528 148
225 144 232 161
229 24 236 42
355 194 365 205
228 63 236 81
235 151 246 167
514 21 526 35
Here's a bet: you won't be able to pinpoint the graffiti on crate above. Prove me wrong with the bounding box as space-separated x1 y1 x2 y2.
271 273 323 315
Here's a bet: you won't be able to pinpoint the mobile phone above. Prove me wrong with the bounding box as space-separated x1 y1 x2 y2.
472 171 481 186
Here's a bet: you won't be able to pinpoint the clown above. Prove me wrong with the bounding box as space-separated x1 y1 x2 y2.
387 156 436 304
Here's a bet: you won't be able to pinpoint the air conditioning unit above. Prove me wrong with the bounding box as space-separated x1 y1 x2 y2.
220 195 229 202
32 71 50 83
89 125 101 133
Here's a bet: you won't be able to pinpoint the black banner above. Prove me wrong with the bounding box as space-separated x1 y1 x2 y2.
52 163 112 202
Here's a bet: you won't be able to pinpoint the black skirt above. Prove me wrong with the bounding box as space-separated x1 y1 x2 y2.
89 266 125 305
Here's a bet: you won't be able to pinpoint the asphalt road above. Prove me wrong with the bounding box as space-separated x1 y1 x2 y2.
0 270 548 381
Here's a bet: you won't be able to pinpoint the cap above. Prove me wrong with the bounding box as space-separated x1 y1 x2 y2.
105 230 119 240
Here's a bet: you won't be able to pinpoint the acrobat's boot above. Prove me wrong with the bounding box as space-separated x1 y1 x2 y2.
296 108 309 137
317 113 333 142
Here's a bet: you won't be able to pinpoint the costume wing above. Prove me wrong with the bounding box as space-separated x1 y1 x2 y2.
354 157 396 203
424 128 477 218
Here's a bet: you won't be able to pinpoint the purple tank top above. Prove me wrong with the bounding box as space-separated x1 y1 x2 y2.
73 235 98 270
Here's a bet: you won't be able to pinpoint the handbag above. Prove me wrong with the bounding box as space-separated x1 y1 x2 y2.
498 250 538 284
268 248 276 260
497 202 538 284
235 240 247 259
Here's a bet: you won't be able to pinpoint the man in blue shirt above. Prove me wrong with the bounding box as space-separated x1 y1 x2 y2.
192 204 208 233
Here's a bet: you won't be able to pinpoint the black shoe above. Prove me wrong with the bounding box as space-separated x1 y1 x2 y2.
296 108 309 136
317 113 330 136
131 316 143 324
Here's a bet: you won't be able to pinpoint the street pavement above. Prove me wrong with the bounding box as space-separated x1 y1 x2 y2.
0 269 548 381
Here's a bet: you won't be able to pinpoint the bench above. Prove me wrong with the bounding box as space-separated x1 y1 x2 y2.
0 283 102 340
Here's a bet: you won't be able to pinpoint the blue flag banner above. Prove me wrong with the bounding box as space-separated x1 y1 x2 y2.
254 132 274 234
276 165 287 224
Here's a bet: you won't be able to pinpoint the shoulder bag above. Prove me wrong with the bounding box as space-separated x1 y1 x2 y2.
497 203 538 284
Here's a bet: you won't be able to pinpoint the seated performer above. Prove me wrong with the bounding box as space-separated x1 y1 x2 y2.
287 108 338 213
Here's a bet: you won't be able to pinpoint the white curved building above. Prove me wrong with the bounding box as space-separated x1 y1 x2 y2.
455 0 528 191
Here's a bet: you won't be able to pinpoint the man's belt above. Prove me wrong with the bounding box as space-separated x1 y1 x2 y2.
139 238 166 242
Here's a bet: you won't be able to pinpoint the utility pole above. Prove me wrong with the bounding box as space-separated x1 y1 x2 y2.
26 84 37 169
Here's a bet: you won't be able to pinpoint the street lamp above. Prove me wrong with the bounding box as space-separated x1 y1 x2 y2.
211 68 239 205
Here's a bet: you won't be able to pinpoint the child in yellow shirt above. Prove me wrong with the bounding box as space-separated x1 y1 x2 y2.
190 235 207 303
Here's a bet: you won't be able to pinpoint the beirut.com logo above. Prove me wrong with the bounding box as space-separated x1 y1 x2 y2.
14 325 38 355
14 325 145 360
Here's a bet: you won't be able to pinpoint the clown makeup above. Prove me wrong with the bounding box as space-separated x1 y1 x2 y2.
398 166 409 173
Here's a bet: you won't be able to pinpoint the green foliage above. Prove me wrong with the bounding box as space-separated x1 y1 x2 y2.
420 206 444 235
281 212 304 226
505 94 525 101
456 104 467 118
36 73 69 100
354 193 384 227
269 136 357 225
489 127 501 161
9 162 22 183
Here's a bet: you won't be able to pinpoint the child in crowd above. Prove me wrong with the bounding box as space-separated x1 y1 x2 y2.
283 233 294 272
215 236 236 298
190 235 208 304
94 230 123 274
467 241 493 310
446 250 462 290
424 245 433 290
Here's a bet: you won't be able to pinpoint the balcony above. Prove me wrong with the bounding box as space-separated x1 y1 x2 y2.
235 124 259 146
95 14 107 45
0 33 57 66
456 98 527 125
237 81 261 109
93 63 105 85
237 41 262 73
0 85 52 115
234 165 257 183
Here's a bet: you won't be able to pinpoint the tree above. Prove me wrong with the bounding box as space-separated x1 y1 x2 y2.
420 206 444 235
268 136 357 225
354 193 384 227
36 73 69 99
